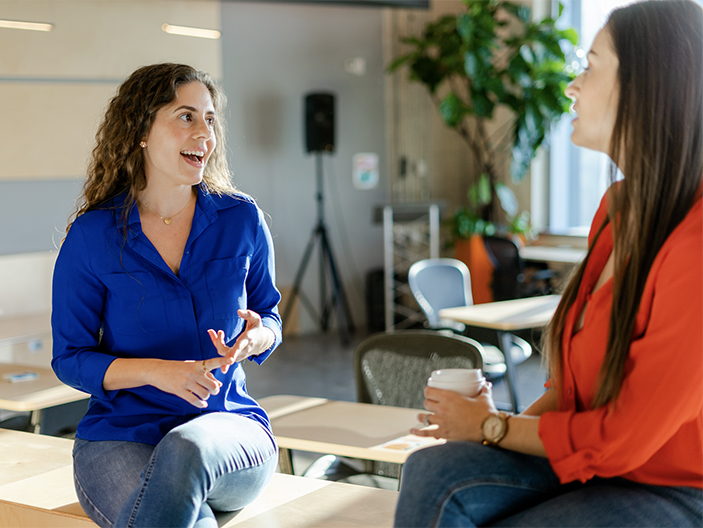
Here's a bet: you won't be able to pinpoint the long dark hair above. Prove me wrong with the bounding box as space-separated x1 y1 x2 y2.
69 63 236 232
546 0 703 408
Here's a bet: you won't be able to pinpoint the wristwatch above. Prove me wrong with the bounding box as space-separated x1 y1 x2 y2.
480 412 511 446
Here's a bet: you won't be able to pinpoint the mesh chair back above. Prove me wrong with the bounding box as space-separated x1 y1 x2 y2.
483 236 523 301
353 330 483 478
354 330 484 407
407 259 472 327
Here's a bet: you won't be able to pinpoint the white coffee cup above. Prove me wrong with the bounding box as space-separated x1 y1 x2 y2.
427 368 485 397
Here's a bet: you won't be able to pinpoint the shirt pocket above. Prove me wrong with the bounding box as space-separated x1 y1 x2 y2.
100 271 170 335
206 256 250 319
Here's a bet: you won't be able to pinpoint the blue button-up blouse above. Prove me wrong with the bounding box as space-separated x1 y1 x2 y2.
51 186 282 445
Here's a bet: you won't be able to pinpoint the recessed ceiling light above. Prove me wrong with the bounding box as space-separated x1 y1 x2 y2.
161 24 220 40
0 19 53 32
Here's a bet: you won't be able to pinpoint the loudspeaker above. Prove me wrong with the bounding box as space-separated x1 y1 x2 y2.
305 92 335 153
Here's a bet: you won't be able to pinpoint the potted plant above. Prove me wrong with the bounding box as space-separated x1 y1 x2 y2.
388 0 576 301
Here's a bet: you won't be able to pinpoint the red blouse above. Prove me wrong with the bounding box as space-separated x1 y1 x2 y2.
538 188 703 488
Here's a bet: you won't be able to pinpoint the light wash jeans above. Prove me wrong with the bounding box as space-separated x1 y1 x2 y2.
73 412 278 528
395 442 703 527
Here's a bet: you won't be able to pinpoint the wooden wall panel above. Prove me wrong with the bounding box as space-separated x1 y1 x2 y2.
0 0 222 180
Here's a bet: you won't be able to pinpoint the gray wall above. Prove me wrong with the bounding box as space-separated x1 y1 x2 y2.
0 179 82 255
221 2 388 333
0 1 388 334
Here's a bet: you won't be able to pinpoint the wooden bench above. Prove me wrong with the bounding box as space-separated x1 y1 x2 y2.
0 429 399 527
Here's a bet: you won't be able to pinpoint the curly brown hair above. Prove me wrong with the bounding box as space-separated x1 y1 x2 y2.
69 63 237 232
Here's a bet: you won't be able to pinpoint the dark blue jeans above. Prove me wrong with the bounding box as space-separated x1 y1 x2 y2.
73 412 278 528
395 442 702 527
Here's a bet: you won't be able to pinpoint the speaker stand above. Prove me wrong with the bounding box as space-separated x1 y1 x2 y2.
282 153 355 344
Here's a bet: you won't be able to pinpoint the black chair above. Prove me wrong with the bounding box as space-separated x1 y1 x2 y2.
483 236 554 300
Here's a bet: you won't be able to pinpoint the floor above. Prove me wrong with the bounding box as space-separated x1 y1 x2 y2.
242 329 549 484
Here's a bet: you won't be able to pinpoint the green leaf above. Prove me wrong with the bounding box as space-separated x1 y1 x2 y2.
464 51 479 78
457 13 474 42
472 90 494 118
410 56 445 93
468 173 493 207
495 182 518 216
560 28 578 45
439 92 467 127
387 54 412 73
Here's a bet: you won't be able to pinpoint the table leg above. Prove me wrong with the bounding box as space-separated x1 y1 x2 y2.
30 409 43 434
278 447 294 475
497 331 520 412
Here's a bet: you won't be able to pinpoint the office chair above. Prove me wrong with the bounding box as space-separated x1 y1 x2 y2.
407 258 531 380
303 330 484 485
354 330 484 479
483 236 554 299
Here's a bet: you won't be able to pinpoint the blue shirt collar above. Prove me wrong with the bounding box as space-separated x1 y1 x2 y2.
108 184 242 240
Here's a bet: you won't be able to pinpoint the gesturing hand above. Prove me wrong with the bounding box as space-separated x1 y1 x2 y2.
149 356 232 409
207 309 275 373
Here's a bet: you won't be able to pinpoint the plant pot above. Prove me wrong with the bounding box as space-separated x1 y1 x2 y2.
454 235 494 304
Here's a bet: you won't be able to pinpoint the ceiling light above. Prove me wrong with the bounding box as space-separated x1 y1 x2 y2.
0 19 53 32
161 24 220 40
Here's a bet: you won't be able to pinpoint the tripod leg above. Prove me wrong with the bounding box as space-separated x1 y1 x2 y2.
283 228 321 326
319 226 355 344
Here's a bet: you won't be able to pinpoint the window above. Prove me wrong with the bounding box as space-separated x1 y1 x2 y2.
547 0 632 232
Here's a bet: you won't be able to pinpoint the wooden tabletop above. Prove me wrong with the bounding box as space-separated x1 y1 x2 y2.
0 429 399 528
0 363 88 412
259 395 443 464
520 246 586 264
0 312 51 347
438 295 562 331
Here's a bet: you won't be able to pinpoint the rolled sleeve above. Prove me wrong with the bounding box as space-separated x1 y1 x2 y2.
51 221 118 400
538 208 703 485
244 205 282 366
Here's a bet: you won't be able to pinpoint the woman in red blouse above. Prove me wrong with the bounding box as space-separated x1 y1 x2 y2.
394 1 703 526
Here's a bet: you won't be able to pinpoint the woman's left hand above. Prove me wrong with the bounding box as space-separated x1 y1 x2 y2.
411 382 498 442
207 309 275 373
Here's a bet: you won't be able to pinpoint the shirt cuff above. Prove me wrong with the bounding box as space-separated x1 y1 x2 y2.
539 411 598 484
249 318 281 365
80 353 120 401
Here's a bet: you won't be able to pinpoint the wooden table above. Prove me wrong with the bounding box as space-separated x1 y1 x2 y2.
259 395 443 476
0 363 88 433
439 295 561 411
520 246 586 264
0 429 399 528
0 312 51 348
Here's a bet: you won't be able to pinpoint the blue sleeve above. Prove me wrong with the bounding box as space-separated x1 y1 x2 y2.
51 221 118 400
243 205 282 364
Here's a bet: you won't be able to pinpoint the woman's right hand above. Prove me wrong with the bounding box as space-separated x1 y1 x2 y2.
147 357 235 408
103 356 234 409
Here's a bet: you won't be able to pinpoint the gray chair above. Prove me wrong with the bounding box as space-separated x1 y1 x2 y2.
354 330 483 479
407 258 532 381
304 330 484 485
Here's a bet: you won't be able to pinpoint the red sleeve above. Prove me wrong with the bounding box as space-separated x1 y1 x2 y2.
539 201 703 484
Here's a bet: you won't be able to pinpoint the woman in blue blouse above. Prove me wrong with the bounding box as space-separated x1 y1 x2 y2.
52 63 282 528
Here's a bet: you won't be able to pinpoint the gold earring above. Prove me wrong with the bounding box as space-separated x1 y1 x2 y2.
140 141 147 148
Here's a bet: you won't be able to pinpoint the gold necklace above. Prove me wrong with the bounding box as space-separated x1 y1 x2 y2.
139 194 193 225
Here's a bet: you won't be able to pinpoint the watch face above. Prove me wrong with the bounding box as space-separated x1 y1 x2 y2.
484 414 505 441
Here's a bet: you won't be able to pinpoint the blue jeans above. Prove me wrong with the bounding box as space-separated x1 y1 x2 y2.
73 412 278 528
395 442 703 527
